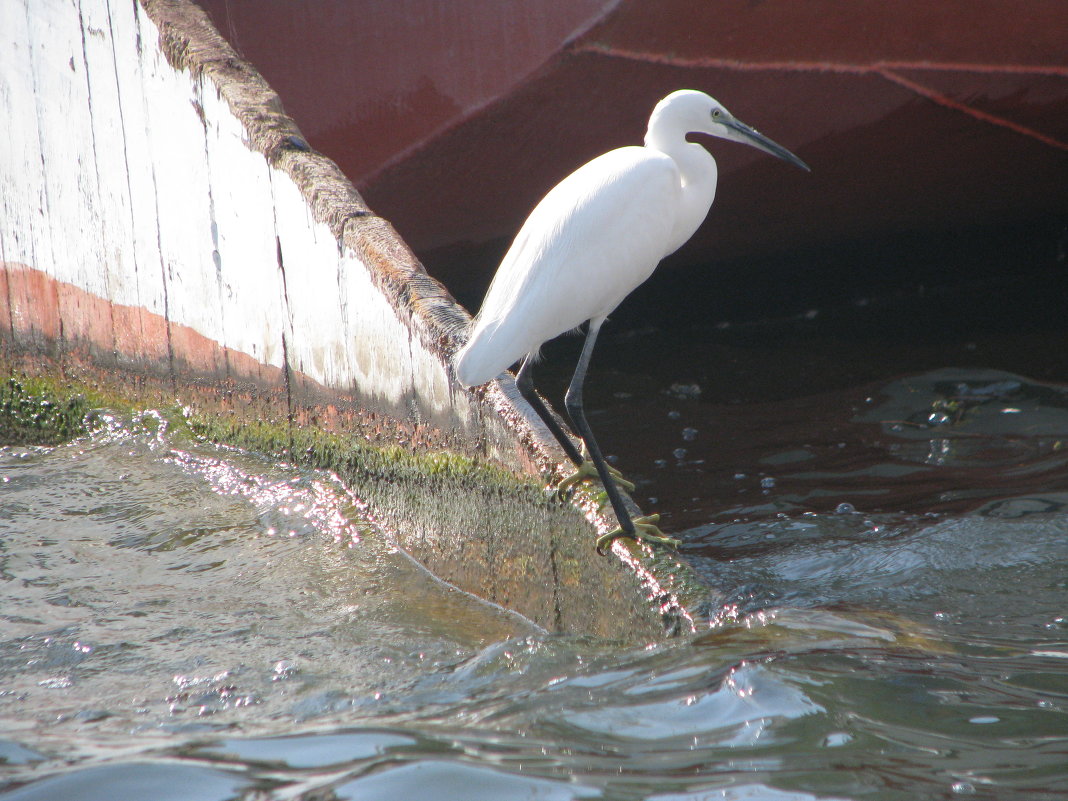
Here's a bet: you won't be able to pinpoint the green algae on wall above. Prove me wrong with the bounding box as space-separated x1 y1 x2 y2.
0 369 535 499
0 376 95 446
186 412 537 495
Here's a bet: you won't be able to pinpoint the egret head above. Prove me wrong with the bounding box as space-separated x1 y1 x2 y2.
650 90 810 172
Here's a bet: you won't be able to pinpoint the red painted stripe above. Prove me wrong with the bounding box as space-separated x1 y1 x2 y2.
575 43 1068 152
576 43 1068 77
876 68 1068 152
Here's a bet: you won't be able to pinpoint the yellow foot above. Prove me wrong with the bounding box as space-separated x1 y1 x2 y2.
595 514 681 555
556 445 636 495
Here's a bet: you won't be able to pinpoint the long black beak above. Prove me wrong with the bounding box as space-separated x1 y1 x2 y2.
724 116 810 172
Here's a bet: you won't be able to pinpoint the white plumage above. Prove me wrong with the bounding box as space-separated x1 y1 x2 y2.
451 89 807 550
455 146 681 386
455 90 752 387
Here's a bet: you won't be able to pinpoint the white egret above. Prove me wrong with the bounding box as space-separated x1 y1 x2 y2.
454 89 808 552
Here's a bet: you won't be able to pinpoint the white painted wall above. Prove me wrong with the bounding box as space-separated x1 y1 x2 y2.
0 0 482 434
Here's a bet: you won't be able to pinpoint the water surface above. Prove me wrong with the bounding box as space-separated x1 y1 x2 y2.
1 364 1065 801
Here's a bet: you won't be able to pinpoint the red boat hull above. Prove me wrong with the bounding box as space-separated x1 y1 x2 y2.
198 0 1068 295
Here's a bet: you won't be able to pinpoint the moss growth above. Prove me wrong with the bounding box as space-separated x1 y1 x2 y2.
0 376 96 445
187 411 543 498
0 366 538 497
0 370 196 446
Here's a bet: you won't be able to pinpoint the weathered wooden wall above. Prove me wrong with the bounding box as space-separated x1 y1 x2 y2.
0 0 706 638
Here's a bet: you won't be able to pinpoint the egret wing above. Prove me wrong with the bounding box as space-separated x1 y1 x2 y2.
456 147 679 386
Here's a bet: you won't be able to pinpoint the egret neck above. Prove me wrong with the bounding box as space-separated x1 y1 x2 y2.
644 115 719 257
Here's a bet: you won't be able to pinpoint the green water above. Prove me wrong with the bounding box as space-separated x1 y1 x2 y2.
0 369 1065 801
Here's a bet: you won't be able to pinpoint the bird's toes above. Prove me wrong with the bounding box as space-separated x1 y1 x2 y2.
606 467 636 493
595 514 680 554
555 460 598 495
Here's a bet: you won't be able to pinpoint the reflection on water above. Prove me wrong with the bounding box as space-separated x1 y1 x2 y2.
1 362 1067 799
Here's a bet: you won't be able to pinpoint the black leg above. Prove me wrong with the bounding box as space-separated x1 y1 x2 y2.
516 354 584 467
556 323 678 553
563 321 636 538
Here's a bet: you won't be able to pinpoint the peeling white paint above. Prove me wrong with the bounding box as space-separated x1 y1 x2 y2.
201 80 289 369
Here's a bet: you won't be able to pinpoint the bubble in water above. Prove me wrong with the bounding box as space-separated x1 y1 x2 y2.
681 427 698 441
823 732 853 747
835 502 856 515
667 410 681 420
760 477 776 489
672 448 687 460
928 411 952 426
952 781 977 795
272 660 299 681
668 383 702 399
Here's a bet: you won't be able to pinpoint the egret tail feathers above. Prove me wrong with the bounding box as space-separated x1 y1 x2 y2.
454 321 514 387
